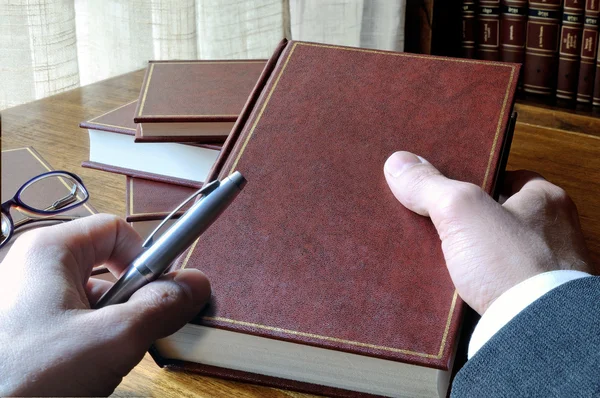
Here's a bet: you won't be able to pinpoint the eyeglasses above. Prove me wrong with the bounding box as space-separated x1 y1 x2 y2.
1 171 89 248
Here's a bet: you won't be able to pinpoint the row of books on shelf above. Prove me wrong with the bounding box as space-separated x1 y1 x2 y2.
78 39 520 396
461 0 600 106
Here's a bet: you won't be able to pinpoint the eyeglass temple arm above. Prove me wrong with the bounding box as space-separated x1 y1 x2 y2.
12 214 80 229
142 180 220 248
45 184 78 211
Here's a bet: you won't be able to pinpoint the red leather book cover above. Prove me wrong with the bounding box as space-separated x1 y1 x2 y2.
501 1 528 63
79 100 137 136
524 0 563 95
133 60 266 143
557 0 585 101
150 40 520 395
461 0 477 58
477 1 502 60
0 148 107 276
576 0 600 103
81 161 202 189
125 177 196 222
80 100 223 150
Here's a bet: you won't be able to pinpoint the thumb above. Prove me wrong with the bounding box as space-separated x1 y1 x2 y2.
100 268 211 348
383 151 498 239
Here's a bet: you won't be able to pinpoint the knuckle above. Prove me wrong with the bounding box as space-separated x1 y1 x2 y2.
536 182 575 210
436 183 484 218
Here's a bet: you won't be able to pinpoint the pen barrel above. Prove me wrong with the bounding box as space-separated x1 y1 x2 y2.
138 172 246 276
93 172 246 308
94 266 149 308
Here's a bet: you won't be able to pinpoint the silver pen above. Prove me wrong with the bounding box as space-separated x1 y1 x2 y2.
94 171 246 309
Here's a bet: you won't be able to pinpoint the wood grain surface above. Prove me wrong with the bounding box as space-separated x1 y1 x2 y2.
1 71 599 397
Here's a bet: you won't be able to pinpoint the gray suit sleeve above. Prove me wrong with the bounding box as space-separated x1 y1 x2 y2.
451 276 600 397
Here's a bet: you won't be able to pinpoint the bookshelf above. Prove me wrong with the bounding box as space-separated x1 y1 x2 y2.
515 97 600 137
403 0 600 137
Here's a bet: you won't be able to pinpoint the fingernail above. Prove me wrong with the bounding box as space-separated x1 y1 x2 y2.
384 151 423 177
174 269 211 307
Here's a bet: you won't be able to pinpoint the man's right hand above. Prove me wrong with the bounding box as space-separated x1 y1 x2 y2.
384 151 592 315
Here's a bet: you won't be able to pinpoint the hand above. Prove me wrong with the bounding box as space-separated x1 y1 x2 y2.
384 151 592 315
0 214 211 396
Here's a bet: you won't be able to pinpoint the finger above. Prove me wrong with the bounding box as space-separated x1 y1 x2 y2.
500 170 546 201
86 278 114 305
98 268 211 348
25 214 144 283
383 151 499 237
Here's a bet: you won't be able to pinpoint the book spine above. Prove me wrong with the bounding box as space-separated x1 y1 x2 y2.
556 0 586 100
477 0 502 60
523 1 563 95
576 0 600 104
594 39 600 105
462 0 478 58
501 1 528 63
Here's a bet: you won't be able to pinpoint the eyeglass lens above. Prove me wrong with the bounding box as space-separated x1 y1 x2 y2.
1 212 11 246
18 173 88 213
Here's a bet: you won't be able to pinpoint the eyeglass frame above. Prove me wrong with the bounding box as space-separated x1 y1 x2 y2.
1 170 90 248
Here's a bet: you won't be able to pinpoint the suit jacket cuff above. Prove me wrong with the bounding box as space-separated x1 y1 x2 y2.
468 270 592 359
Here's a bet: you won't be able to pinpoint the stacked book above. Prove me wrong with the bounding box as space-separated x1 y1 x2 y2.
80 40 520 397
80 60 266 237
461 0 600 106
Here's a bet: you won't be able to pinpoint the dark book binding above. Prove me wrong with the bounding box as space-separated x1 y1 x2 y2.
79 100 137 136
501 1 528 64
594 40 600 106
145 39 520 396
557 0 586 100
576 0 600 103
461 0 478 58
81 161 202 189
133 60 266 143
524 0 563 95
477 1 502 60
125 177 196 222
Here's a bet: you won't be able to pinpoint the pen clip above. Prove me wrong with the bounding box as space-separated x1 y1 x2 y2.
141 180 221 248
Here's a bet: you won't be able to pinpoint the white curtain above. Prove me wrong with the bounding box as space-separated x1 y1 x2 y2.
0 0 406 110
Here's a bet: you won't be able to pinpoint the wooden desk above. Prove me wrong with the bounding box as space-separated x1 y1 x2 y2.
2 71 600 397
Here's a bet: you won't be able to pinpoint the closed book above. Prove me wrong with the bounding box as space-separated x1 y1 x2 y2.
524 0 563 95
594 39 600 106
0 148 107 276
557 0 586 101
501 1 528 64
477 1 502 60
461 0 478 58
126 177 196 222
576 0 600 104
134 60 266 143
80 101 221 187
148 40 520 397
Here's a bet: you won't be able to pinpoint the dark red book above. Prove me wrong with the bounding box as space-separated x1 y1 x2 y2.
461 0 478 58
556 0 586 101
125 177 196 222
576 0 600 104
134 60 266 143
477 1 502 60
594 40 600 106
523 0 563 95
80 101 221 188
148 40 520 397
501 1 528 64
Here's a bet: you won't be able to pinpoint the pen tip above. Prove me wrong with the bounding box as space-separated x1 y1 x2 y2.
229 171 247 190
